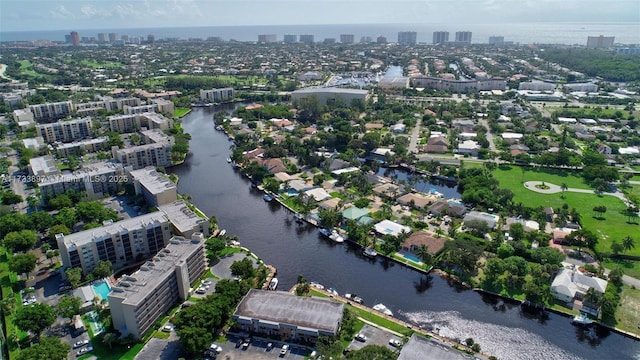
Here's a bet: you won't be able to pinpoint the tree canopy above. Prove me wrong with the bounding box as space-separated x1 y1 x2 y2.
8 253 37 275
14 303 56 336
14 336 70 360
3 230 38 253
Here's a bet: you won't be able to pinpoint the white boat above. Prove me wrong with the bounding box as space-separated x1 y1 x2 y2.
327 288 339 296
263 194 274 202
329 229 345 243
226 157 232 163
572 313 593 326
309 282 324 290
218 229 226 236
373 303 393 316
345 293 363 304
363 248 378 258
269 277 278 291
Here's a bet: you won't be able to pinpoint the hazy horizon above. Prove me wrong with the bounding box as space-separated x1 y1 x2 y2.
2 0 638 33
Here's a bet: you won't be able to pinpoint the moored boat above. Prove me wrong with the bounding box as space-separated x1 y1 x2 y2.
294 213 304 224
373 303 393 316
572 313 593 326
263 194 274 202
218 229 226 236
329 229 345 243
268 277 278 290
363 247 378 258
345 293 364 304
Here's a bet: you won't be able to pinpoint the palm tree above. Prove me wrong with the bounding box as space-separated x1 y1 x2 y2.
560 183 568 198
622 236 635 253
416 245 432 265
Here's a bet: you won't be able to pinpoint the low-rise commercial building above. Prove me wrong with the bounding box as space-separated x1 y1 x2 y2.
159 200 210 238
129 167 177 207
233 289 344 342
109 234 207 339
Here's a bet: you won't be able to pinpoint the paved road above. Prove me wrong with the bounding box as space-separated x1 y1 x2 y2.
524 181 630 204
407 116 422 154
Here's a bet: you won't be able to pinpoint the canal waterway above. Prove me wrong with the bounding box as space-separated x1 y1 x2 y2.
171 107 640 360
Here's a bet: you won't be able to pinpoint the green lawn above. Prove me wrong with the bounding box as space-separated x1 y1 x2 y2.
79 59 123 69
347 304 414 337
174 107 191 118
493 165 591 190
552 107 631 119
493 166 639 256
0 247 29 359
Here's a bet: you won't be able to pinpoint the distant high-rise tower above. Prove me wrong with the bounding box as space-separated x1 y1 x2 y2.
433 31 449 44
377 35 387 44
324 38 336 44
147 34 155 44
455 31 472 44
360 36 372 43
397 31 417 45
489 36 505 47
284 34 297 43
108 33 118 43
121 35 129 42
258 34 277 43
299 34 314 44
586 35 615 48
70 31 80 46
340 34 355 44
97 33 107 43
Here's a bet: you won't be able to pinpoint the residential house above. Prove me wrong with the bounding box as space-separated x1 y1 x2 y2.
457 140 480 157
424 136 449 153
551 268 608 304
427 199 466 217
401 231 446 256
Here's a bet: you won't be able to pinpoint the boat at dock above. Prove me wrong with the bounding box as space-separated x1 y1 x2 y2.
268 277 278 290
294 213 304 224
329 229 345 243
363 247 378 258
373 303 393 316
218 229 226 236
572 313 593 326
226 157 232 163
263 194 274 202
345 293 364 304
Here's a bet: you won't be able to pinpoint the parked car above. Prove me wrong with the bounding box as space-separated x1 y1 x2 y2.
76 346 93 356
266 342 273 351
209 343 222 353
241 339 250 349
162 325 173 332
355 333 367 342
389 338 402 347
280 344 289 356
73 339 89 348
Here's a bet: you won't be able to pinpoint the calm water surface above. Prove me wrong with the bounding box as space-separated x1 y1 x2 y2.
171 107 640 360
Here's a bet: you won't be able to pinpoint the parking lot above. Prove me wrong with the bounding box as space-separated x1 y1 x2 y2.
209 336 311 360
346 324 404 353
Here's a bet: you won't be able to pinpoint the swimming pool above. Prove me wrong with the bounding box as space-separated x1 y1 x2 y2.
92 281 111 300
402 253 422 263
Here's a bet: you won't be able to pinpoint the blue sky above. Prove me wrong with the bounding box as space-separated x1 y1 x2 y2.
1 0 638 32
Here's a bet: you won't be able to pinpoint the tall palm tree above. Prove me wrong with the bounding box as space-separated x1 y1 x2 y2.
560 183 568 198
622 236 635 253
416 245 432 265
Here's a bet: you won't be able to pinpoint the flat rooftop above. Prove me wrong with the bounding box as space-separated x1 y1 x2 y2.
398 334 470 360
235 289 344 333
60 212 169 249
140 128 173 144
55 136 108 149
129 167 176 195
39 161 123 184
116 142 169 154
292 87 369 95
159 201 206 234
108 236 204 306
29 155 60 175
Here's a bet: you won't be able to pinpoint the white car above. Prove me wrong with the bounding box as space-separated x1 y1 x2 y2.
354 333 367 342
280 344 289 355
162 325 173 332
209 343 222 353
73 339 89 348
389 338 402 347
76 346 93 355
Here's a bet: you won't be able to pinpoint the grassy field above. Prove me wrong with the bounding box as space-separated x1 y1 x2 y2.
174 107 191 118
0 247 29 359
552 107 632 119
493 165 591 190
493 166 639 256
614 286 640 335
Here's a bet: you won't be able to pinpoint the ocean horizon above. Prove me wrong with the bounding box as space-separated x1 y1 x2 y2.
1 22 639 46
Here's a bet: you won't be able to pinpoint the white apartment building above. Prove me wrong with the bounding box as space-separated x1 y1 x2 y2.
108 234 207 339
107 114 142 133
56 212 172 275
112 142 172 170
159 201 210 238
29 101 74 121
199 88 234 103
124 104 158 115
37 118 92 143
38 161 124 199
55 137 109 158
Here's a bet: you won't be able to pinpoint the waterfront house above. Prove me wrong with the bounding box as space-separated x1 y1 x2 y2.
551 268 608 304
342 207 370 222
372 183 403 198
304 187 332 202
257 158 287 174
401 231 446 255
463 211 499 229
397 193 438 209
374 220 411 237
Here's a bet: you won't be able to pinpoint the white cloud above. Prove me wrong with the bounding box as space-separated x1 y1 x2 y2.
50 5 74 19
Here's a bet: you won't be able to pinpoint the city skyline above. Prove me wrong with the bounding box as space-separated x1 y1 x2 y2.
1 0 638 33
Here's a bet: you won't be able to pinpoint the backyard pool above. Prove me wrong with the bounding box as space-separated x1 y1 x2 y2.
402 253 422 263
92 281 111 300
